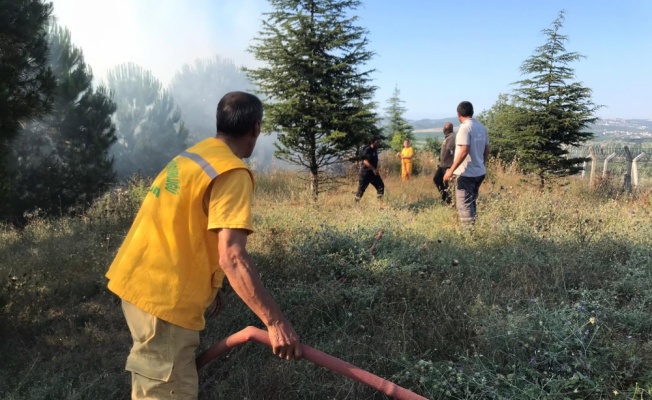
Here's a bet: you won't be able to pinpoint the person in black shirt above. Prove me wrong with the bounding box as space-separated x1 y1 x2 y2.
355 137 385 201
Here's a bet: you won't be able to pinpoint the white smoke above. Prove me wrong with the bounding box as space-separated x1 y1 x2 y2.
50 0 267 86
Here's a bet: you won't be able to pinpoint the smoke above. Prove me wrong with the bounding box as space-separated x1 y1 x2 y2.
49 0 289 171
49 0 266 86
246 132 295 172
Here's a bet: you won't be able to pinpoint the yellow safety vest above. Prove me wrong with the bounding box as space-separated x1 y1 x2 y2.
106 138 253 331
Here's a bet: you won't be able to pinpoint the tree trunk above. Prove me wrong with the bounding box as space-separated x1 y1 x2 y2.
310 168 318 200
308 120 318 199
589 147 597 188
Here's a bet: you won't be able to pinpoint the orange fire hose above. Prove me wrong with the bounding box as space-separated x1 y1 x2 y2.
196 326 428 400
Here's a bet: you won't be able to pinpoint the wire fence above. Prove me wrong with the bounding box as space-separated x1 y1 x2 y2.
570 143 651 189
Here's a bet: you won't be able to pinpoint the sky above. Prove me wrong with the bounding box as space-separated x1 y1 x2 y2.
50 0 652 120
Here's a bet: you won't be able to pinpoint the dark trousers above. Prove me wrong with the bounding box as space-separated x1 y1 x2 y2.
356 171 385 199
455 175 485 226
433 166 452 204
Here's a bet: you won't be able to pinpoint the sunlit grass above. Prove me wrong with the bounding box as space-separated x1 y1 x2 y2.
1 160 651 399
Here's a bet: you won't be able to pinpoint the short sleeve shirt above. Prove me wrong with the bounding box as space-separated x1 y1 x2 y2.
453 119 489 177
205 168 254 233
400 147 414 160
439 133 456 168
361 146 379 171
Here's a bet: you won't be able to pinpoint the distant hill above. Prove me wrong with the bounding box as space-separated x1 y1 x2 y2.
408 117 652 143
591 118 652 141
409 118 456 142
410 118 456 131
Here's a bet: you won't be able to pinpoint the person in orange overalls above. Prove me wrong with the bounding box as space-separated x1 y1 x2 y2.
397 139 414 181
106 92 302 399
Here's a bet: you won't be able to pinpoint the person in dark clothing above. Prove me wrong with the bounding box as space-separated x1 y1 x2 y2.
433 122 456 204
355 137 385 201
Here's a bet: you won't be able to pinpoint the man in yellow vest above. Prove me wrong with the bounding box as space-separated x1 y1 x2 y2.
106 92 302 399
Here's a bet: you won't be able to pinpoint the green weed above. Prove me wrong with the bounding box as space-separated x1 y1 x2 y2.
1 163 651 399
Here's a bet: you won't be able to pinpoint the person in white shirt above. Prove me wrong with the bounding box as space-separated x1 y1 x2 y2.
443 101 490 226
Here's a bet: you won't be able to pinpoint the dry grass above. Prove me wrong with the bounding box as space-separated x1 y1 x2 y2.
1 160 651 399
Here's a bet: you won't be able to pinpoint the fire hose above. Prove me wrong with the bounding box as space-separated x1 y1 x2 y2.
196 326 428 400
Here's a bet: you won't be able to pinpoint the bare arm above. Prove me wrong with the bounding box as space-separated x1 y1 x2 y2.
363 159 379 175
217 228 302 360
483 144 490 165
444 145 469 183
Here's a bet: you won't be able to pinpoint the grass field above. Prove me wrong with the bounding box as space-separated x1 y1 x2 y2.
1 155 651 399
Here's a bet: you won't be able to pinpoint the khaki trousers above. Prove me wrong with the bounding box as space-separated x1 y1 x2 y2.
121 300 200 400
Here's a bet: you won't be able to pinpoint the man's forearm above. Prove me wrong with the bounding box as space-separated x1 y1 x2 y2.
363 160 377 173
220 250 285 327
217 228 301 360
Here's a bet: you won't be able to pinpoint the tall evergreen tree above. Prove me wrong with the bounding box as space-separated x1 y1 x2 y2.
246 0 378 198
476 93 522 161
0 0 55 208
108 63 188 180
8 25 117 220
511 10 600 187
385 86 414 152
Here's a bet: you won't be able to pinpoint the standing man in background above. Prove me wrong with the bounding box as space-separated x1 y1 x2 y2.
106 91 302 399
355 136 385 201
397 139 414 181
444 101 490 226
433 122 456 204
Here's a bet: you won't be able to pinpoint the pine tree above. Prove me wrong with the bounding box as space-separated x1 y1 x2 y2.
385 86 415 152
108 63 188 180
511 10 600 187
8 25 117 220
246 0 378 198
0 0 55 209
423 137 442 156
476 93 522 161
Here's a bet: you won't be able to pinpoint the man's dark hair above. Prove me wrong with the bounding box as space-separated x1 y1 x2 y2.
457 101 474 118
216 91 263 137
